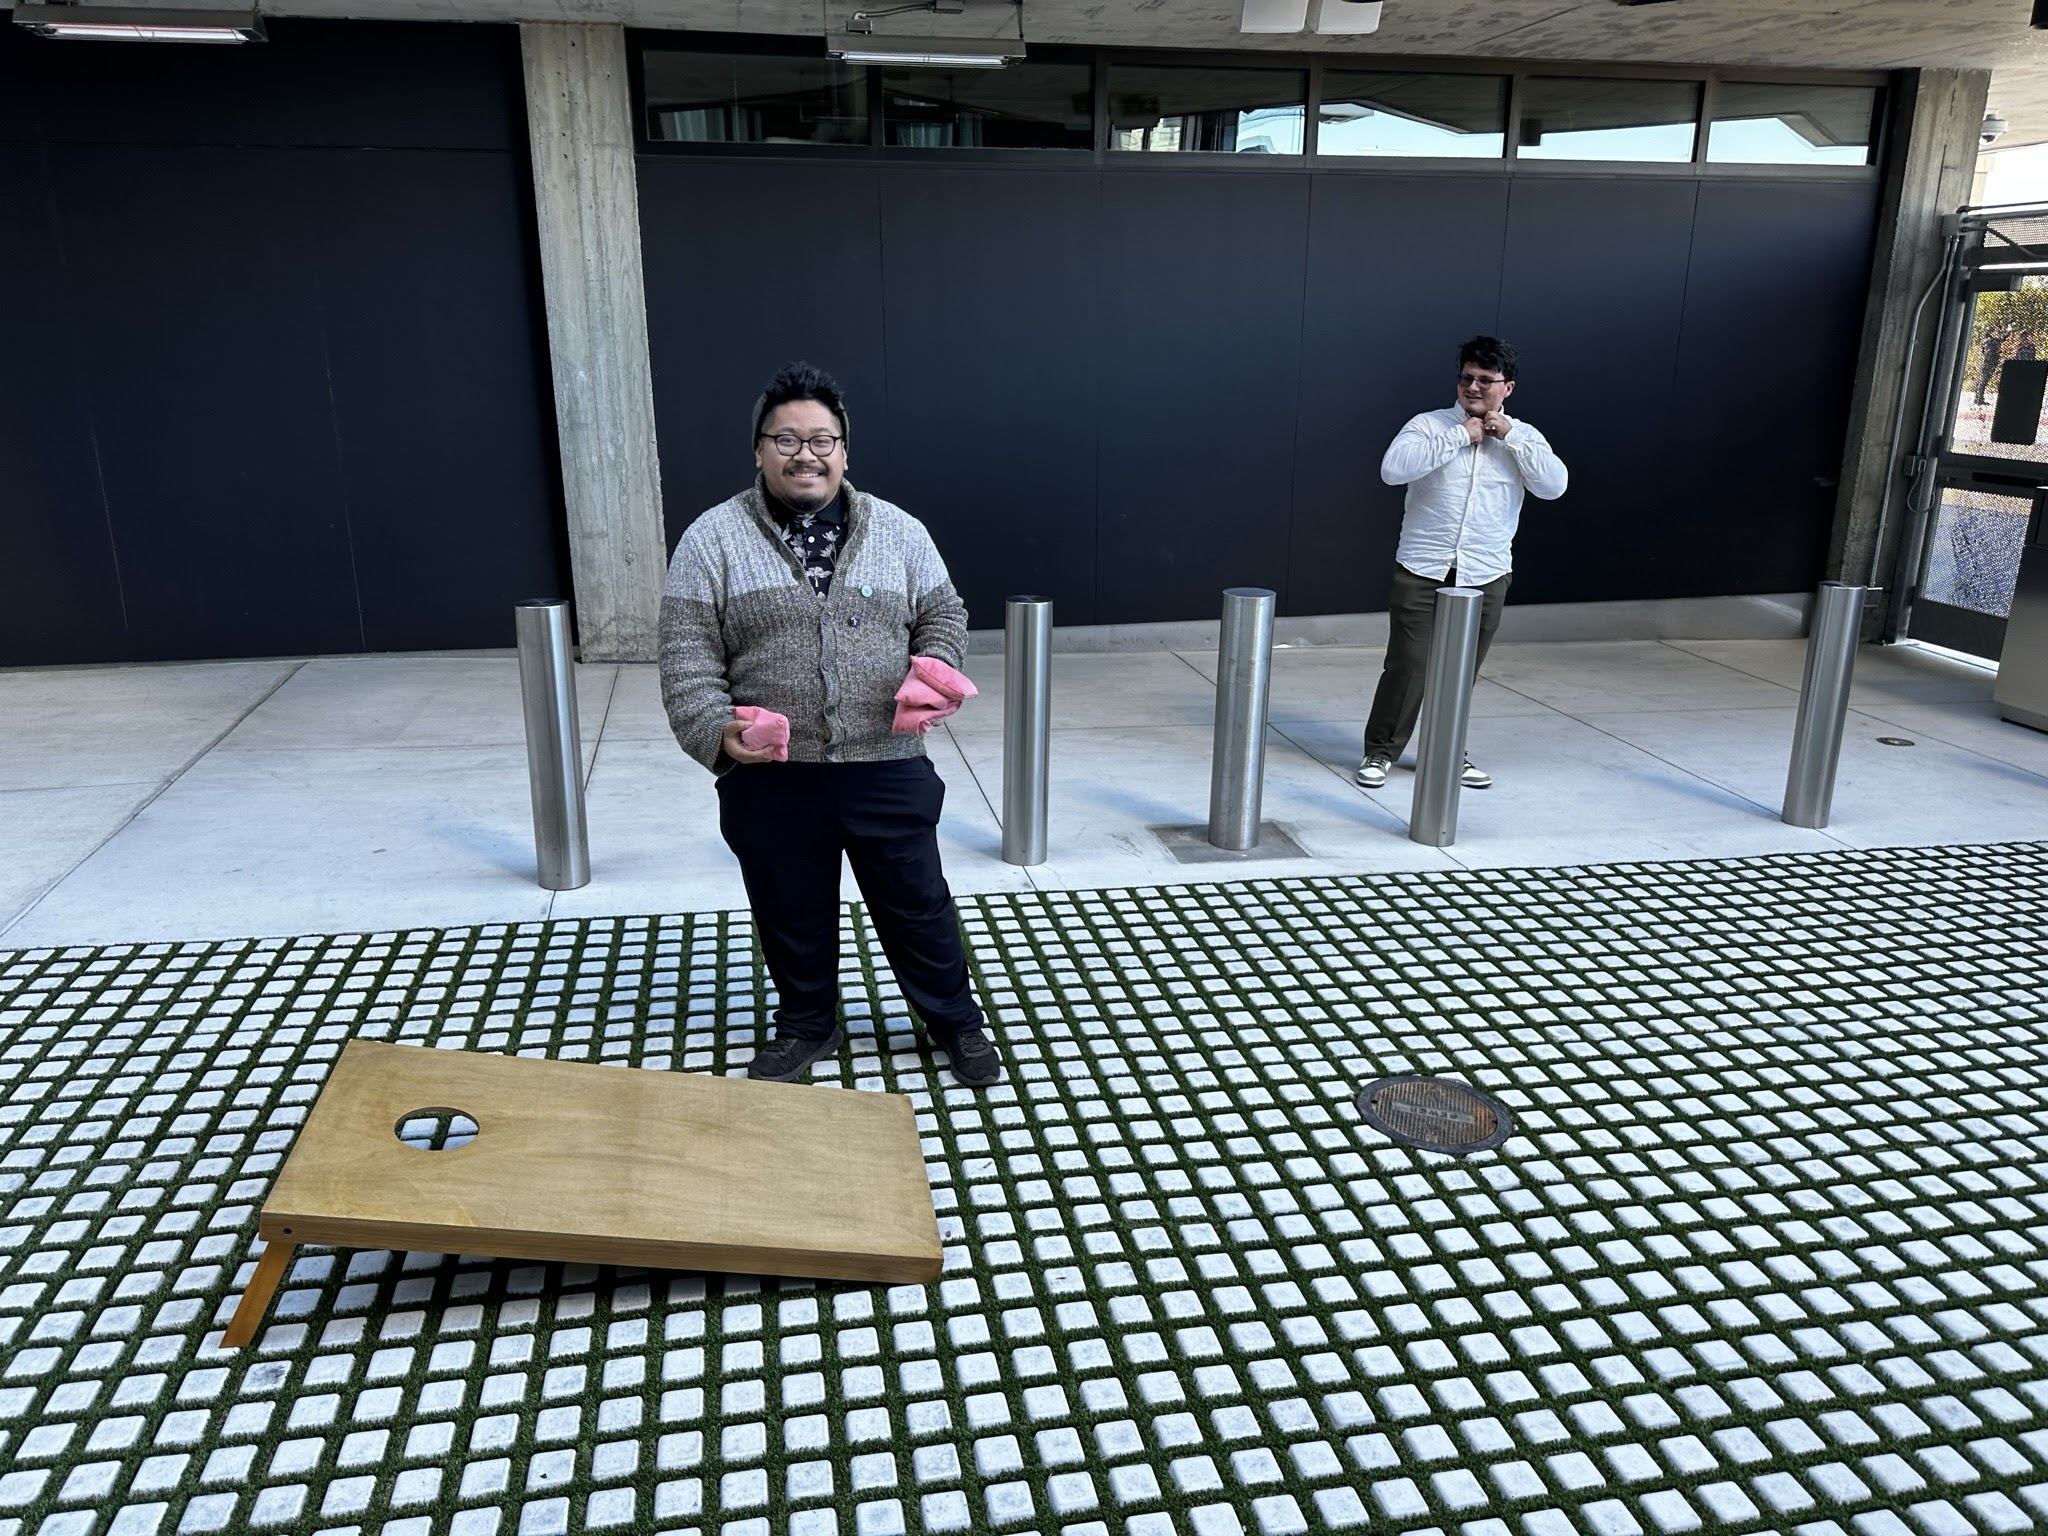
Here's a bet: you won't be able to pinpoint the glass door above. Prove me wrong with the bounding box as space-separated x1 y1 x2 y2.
1949 277 2048 466
1912 480 2037 658
1904 233 2048 660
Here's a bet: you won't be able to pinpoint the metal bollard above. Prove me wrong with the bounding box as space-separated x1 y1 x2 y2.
1409 586 1484 848
514 599 591 891
1208 587 1277 850
1782 581 1868 829
1002 597 1053 866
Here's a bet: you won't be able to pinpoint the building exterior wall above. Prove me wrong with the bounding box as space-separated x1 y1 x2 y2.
0 21 568 668
641 151 1879 632
1 21 1897 663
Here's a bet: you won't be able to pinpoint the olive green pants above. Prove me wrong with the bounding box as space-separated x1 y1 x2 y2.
1360 563 1512 762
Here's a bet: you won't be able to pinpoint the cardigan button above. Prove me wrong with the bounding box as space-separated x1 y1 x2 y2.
849 616 860 627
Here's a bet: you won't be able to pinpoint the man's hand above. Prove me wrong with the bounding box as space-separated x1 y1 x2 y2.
721 719 782 765
1462 414 1486 445
1482 410 1513 440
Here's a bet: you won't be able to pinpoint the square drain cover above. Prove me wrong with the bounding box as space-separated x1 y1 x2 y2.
1150 822 1310 864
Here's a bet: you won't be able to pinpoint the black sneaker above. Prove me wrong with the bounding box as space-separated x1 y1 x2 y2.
935 1023 1002 1088
746 1029 841 1083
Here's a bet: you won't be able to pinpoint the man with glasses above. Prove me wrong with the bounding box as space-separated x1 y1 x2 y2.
658 361 1000 1089
1356 335 1568 792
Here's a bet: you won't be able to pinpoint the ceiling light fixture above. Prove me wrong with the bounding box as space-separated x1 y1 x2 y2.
1315 0 1382 34
826 0 1022 67
1239 0 1309 31
12 0 264 41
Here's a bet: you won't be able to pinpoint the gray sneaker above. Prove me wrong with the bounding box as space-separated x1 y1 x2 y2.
1461 760 1492 789
1355 755 1392 789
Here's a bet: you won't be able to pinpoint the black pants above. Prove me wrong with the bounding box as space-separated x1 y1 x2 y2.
1361 563 1512 761
717 757 984 1042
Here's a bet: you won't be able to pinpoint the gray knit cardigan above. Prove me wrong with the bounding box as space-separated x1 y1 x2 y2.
658 479 970 774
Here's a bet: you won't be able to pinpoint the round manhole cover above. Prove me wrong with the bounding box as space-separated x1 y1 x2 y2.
1356 1075 1513 1155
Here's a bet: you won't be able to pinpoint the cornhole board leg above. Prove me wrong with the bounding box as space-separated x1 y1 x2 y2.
222 1237 297 1348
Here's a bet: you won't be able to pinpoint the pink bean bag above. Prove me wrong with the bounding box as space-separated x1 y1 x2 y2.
731 705 790 762
892 656 978 735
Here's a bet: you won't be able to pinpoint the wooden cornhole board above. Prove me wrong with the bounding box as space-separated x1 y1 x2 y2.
221 1040 942 1347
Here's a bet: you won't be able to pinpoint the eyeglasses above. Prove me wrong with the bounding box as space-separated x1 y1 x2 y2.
1458 373 1507 389
760 432 844 458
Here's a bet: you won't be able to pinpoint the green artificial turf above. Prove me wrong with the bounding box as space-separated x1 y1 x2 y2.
1 842 2045 1536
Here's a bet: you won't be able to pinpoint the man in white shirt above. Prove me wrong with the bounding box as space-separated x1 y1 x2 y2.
1356 336 1568 791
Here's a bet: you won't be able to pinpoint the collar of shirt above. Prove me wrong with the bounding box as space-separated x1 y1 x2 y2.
762 484 845 530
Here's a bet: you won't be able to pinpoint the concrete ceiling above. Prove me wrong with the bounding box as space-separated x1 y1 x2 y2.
58 0 2048 145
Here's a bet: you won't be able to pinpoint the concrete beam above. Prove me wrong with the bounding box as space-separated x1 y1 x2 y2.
1827 66 1988 635
521 21 666 663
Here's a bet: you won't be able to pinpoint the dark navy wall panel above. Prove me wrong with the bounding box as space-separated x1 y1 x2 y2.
3 20 524 151
877 168 1104 629
0 21 564 667
1670 180 1879 595
50 145 365 661
1290 174 1512 619
303 150 565 652
639 158 890 553
1496 176 1701 606
638 157 1876 627
0 147 128 666
1093 172 1312 625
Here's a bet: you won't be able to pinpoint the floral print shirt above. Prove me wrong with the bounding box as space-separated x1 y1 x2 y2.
767 492 845 598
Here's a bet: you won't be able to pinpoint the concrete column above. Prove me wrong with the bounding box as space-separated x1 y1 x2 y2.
521 21 666 662
1827 67 1988 635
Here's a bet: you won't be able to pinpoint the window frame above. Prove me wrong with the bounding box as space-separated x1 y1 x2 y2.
628 33 1888 181
1699 76 1885 171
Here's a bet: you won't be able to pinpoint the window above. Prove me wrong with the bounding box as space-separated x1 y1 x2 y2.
644 51 867 146
633 44 1878 177
1517 77 1701 163
883 60 1093 149
1107 64 1305 154
1707 82 1878 166
1318 71 1507 158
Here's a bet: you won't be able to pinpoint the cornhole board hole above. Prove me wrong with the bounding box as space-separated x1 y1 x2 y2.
221 1039 942 1347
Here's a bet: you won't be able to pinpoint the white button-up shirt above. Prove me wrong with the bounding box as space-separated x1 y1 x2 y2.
1380 405 1568 586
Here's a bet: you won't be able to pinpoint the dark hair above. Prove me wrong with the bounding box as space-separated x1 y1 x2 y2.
752 361 850 443
1458 335 1518 382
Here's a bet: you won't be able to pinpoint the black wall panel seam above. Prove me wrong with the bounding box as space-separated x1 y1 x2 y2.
297 155 372 655
36 136 131 648
1665 180 1706 451
1278 176 1317 617
874 166 896 534
1089 169 1106 630
1089 170 1103 630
